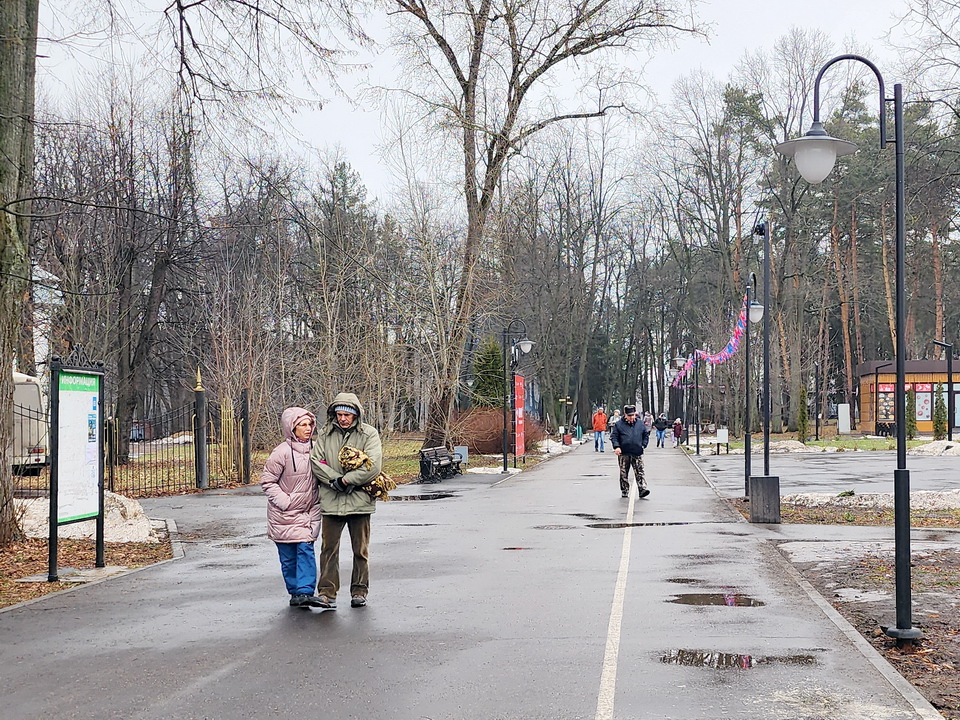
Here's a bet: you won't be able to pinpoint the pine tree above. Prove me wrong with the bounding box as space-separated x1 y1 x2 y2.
934 383 947 441
906 388 918 440
472 339 505 407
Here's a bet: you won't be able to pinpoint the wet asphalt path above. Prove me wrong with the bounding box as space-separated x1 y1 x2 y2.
0 443 935 719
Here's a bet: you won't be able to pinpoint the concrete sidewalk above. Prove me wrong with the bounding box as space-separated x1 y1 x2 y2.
0 440 945 719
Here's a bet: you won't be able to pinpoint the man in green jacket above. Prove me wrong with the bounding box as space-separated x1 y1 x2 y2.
310 392 382 609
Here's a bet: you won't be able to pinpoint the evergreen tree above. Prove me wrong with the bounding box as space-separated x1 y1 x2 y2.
934 383 948 441
472 338 505 407
907 388 918 440
797 384 808 444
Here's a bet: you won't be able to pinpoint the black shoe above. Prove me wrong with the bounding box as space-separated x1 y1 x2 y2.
639 487 650 498
351 595 367 608
621 492 628 498
289 594 310 607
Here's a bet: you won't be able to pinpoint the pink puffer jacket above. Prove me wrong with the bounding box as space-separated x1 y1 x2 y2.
261 407 321 543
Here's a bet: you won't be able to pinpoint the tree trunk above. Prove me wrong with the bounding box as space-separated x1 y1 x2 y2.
0 0 39 544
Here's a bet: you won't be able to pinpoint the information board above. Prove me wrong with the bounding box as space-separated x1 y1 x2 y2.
56 371 101 523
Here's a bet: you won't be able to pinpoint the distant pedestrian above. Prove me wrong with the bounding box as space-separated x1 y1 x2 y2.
611 409 621 425
261 407 323 608
311 392 383 609
592 406 608 452
642 410 654 431
653 413 669 447
610 404 651 498
672 418 683 448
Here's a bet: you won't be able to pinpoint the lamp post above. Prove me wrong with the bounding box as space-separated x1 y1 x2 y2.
743 273 765 497
814 362 820 442
874 361 893 434
934 340 954 442
754 221 773 473
502 320 534 473
775 54 920 643
674 344 699 451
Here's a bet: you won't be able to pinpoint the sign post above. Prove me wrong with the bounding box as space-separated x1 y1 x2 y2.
48 345 105 582
514 374 526 464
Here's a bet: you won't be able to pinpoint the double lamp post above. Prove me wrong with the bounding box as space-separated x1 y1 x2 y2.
775 54 920 643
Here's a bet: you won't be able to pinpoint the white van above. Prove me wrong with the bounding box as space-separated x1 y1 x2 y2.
13 371 49 475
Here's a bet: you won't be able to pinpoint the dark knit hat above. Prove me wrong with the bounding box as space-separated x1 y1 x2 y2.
333 405 358 415
623 404 637 415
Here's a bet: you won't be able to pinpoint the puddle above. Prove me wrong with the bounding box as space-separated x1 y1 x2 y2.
532 524 578 530
587 522 694 528
391 523 437 526
668 592 765 607
217 542 255 549
503 547 532 550
568 513 613 522
667 577 701 585
390 493 456 501
660 649 817 669
580 474 607 477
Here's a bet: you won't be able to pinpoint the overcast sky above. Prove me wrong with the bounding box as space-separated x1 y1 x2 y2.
291 0 913 199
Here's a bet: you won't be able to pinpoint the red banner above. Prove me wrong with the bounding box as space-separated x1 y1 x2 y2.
514 375 525 457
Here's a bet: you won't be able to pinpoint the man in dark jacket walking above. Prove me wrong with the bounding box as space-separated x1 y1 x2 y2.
610 404 650 498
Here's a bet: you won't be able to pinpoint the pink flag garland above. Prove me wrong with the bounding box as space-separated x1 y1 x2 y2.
671 295 748 387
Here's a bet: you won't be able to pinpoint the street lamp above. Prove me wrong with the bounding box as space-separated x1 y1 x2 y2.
776 54 921 644
934 340 954 442
813 362 820 441
674 344 699 452
754 221 773 473
743 273 764 497
676 340 700 455
873 362 893 435
502 321 534 473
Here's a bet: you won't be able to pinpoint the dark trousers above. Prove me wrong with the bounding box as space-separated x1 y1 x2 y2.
318 514 371 598
618 454 646 495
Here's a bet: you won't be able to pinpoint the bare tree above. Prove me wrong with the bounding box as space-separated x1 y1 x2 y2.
388 0 702 445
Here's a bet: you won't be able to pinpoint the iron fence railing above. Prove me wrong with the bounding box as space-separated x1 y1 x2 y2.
13 389 250 500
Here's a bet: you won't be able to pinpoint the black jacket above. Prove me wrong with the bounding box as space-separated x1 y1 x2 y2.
610 418 650 456
653 416 669 431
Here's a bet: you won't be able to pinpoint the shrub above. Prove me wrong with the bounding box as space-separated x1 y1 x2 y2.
934 383 947 441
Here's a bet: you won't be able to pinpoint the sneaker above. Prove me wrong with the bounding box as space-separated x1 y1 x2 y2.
289 594 310 607
351 595 367 608
639 487 651 498
621 492 628 498
315 594 337 609
303 595 328 608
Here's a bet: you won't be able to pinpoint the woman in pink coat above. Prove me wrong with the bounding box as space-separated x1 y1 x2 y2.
261 407 323 607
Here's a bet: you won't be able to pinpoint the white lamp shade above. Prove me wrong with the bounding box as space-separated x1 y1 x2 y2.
749 302 765 324
775 126 857 184
517 339 534 354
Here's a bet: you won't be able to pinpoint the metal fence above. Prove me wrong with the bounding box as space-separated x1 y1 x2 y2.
13 388 251 500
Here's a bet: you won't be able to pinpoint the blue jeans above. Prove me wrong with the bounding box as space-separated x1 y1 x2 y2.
594 430 605 451
656 428 667 446
276 541 318 596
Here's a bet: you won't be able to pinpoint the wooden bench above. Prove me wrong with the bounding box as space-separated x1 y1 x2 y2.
417 446 463 483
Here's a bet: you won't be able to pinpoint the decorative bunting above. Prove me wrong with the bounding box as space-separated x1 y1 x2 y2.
671 295 748 387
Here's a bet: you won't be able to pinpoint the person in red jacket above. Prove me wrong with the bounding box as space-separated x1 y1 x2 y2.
592 406 608 452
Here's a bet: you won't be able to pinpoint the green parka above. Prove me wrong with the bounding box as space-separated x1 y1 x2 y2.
310 392 382 516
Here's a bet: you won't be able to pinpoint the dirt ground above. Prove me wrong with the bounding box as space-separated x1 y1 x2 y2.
2 503 959 718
